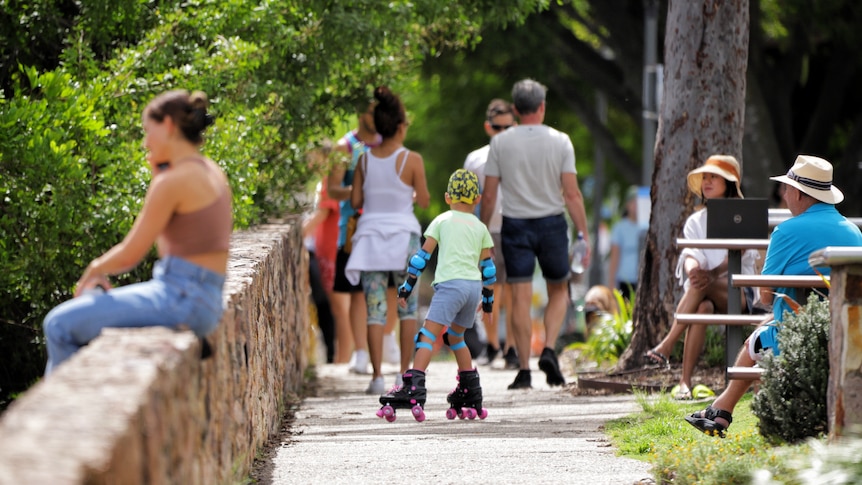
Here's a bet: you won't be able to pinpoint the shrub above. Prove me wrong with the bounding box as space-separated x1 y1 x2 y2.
772 436 862 485
751 293 830 444
570 289 633 366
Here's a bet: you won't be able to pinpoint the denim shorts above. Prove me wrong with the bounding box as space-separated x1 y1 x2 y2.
500 214 569 283
424 279 483 330
43 255 225 374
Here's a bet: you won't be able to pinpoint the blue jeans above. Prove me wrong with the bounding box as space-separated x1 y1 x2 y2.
43 256 225 374
500 214 570 283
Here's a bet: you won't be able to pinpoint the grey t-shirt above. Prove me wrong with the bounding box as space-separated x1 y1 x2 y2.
485 124 576 219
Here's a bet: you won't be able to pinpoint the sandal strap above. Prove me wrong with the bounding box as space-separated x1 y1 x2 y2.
705 406 733 424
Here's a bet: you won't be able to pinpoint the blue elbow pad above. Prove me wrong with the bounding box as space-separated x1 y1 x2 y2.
407 249 431 277
480 257 496 285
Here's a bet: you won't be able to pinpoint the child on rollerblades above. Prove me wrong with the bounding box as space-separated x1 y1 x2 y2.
377 169 495 422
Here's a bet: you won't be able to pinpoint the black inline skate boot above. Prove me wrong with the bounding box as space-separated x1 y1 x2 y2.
377 369 427 422
446 369 488 420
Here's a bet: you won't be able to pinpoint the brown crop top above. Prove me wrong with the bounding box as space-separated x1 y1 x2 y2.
158 165 233 257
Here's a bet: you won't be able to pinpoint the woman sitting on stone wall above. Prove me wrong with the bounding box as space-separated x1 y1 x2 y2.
42 89 232 374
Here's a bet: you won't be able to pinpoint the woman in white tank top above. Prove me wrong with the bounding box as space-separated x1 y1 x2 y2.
346 86 430 394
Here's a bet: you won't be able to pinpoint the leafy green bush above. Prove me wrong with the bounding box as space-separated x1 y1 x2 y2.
752 293 830 444
0 0 545 409
759 436 862 485
570 289 633 366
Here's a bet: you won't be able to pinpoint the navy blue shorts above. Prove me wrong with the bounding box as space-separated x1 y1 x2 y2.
500 214 569 284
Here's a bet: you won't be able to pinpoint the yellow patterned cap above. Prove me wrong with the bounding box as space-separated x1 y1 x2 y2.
447 168 480 204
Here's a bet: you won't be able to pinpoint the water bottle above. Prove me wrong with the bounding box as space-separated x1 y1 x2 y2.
570 232 587 275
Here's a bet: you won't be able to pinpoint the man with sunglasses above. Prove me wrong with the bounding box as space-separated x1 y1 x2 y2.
481 79 591 390
464 99 518 369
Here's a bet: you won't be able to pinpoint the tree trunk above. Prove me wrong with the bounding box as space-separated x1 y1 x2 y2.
616 0 749 371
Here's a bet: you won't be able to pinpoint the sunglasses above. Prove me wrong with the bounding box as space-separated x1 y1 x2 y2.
490 123 513 131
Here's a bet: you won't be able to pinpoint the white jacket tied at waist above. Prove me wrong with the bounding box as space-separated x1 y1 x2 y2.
345 212 421 285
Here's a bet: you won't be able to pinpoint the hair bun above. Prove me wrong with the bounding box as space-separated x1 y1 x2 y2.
189 90 209 110
374 86 394 105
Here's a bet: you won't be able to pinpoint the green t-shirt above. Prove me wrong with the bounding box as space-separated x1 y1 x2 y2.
424 210 494 285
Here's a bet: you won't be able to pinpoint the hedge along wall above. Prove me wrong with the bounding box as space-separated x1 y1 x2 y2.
0 222 309 484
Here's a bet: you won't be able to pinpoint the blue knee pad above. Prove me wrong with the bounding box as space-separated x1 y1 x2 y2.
446 328 466 351
415 327 436 351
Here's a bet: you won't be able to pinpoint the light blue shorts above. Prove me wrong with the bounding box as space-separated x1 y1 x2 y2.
424 279 483 329
748 323 780 361
43 256 225 374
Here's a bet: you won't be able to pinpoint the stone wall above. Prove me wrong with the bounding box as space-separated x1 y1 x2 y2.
0 222 309 484
828 264 862 439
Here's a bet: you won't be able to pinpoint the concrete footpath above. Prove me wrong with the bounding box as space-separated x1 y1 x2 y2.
258 356 654 485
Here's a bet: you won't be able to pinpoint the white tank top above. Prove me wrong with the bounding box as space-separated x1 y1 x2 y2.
362 147 416 216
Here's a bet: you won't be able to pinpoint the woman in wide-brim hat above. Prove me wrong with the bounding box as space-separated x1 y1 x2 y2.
645 154 760 399
687 154 745 200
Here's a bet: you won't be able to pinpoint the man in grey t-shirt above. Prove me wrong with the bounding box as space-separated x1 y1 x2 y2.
480 79 590 389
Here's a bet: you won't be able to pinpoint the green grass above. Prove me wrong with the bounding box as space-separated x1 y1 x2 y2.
606 391 808 484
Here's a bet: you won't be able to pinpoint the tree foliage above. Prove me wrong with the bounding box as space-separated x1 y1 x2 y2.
0 0 545 408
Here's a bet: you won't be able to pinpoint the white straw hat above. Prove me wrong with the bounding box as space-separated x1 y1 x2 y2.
769 154 844 204
687 155 744 198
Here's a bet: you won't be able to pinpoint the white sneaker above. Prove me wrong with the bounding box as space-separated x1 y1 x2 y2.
349 349 370 374
383 332 401 364
365 376 385 395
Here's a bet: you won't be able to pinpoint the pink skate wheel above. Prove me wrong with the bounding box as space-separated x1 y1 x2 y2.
466 408 477 420
412 405 425 422
458 408 467 420
385 414 396 422
478 408 488 419
380 405 395 419
445 408 458 420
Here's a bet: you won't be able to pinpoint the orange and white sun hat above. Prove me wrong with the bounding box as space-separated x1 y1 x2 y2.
687 154 744 198
769 154 844 204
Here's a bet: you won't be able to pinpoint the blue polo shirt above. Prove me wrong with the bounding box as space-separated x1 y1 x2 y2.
762 203 862 322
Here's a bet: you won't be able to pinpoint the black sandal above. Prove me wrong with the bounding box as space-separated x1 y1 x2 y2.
685 406 733 438
643 349 670 369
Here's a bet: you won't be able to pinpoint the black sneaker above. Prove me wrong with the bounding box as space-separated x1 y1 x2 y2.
503 347 519 370
507 369 532 390
538 347 566 386
477 343 500 366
